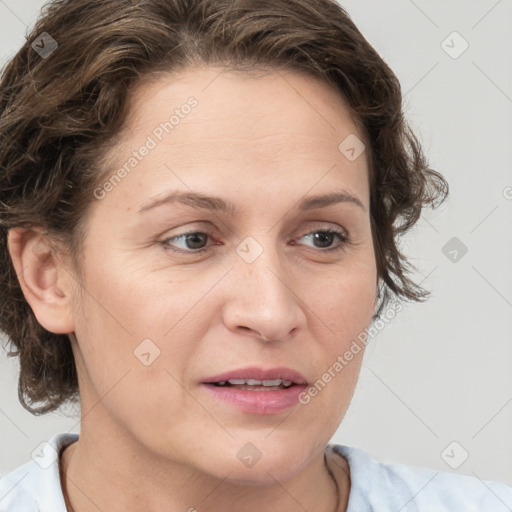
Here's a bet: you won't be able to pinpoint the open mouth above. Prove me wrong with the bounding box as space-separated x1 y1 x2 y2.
209 378 295 391
201 368 308 413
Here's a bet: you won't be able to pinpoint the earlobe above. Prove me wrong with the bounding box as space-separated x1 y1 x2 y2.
7 227 75 334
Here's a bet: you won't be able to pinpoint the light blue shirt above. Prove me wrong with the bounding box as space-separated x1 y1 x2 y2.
1 432 511 511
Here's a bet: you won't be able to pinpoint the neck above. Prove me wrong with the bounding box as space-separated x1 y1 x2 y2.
60 421 348 512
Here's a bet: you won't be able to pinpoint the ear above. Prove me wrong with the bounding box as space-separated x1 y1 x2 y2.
7 227 75 334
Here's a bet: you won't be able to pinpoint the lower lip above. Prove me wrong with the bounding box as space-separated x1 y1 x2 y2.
201 383 308 414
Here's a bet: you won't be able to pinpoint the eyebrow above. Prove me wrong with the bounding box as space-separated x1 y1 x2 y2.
138 190 365 215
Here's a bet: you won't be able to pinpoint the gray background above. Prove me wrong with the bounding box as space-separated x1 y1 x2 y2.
1 0 511 486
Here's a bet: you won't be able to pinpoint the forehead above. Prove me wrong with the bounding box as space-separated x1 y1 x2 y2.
104 65 369 206
125 65 362 141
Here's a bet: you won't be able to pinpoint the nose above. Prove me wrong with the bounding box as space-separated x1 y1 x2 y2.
221 239 307 344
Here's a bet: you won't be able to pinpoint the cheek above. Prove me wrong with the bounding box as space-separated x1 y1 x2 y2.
70 248 208 396
70 269 202 453
314 274 374 380
297 252 376 410
309 254 377 343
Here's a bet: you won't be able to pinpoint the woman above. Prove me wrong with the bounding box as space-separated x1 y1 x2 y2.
0 0 510 510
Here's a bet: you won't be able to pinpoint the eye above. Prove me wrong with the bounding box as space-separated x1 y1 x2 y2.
295 228 349 252
160 227 350 255
161 231 213 254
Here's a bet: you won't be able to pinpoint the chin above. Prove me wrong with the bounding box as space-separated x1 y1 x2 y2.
196 436 313 486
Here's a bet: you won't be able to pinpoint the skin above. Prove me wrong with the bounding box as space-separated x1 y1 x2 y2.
9 66 377 512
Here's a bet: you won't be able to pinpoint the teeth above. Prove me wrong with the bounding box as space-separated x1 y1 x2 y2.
228 379 247 385
262 379 281 386
218 378 294 387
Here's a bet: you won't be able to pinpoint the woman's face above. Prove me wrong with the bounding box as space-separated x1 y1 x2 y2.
68 66 377 483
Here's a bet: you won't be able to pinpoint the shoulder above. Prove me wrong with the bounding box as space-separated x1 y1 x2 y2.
329 444 512 512
0 432 78 512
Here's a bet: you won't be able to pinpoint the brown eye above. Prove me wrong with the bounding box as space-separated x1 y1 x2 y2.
296 229 349 251
162 231 212 253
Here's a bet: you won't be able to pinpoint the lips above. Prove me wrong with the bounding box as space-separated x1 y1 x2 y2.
201 366 309 414
202 366 308 386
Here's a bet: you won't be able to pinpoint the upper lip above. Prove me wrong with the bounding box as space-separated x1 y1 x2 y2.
202 366 308 385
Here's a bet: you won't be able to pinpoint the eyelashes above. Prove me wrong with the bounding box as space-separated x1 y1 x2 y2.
296 228 349 252
160 227 350 255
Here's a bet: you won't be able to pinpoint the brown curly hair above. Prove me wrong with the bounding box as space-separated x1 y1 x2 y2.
0 0 448 415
